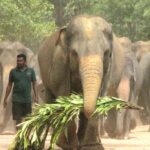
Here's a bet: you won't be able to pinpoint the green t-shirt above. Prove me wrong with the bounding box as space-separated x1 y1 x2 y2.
9 67 36 103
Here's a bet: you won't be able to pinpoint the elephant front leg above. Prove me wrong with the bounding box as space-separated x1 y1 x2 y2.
104 109 117 138
79 116 104 150
99 115 106 137
123 110 132 139
115 109 126 139
148 116 150 132
44 88 56 103
116 76 131 139
57 120 78 150
146 106 150 132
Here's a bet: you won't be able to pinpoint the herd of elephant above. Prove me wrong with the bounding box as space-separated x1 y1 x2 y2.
0 15 150 150
0 41 45 133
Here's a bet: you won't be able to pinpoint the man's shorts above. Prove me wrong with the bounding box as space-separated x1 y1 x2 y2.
12 102 32 120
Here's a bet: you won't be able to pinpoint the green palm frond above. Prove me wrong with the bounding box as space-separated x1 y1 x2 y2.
9 94 143 150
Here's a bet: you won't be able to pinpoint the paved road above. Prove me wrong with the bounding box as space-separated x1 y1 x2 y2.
0 125 150 150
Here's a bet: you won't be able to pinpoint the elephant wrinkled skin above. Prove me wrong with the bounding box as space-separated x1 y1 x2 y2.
138 53 150 131
132 40 150 62
104 37 142 139
38 15 138 149
132 41 150 131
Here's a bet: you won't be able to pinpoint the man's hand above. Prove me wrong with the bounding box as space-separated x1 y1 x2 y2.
3 81 13 108
32 81 38 103
34 96 38 103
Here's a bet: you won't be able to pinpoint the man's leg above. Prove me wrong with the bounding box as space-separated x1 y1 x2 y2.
22 102 32 116
12 102 22 131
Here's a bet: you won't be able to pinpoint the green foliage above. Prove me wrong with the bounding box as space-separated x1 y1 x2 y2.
0 0 56 51
9 94 143 150
63 0 150 41
1 0 149 51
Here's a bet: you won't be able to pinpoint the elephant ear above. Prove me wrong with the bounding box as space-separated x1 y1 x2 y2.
100 38 113 96
100 25 113 96
55 26 67 48
50 26 71 96
109 34 124 87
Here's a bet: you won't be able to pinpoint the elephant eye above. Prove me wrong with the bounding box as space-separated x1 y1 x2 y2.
71 50 78 57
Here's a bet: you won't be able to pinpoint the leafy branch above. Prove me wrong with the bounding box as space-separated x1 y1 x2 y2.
9 94 143 150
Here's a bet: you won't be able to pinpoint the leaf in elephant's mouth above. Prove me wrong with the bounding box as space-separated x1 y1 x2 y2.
9 93 143 150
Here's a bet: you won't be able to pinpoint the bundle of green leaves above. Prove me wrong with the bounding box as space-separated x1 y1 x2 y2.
9 94 143 150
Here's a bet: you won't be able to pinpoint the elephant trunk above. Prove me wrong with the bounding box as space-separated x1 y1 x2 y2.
80 55 103 118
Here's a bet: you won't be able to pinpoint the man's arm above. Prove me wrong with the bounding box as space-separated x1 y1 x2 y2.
31 68 38 103
3 81 13 108
32 81 38 103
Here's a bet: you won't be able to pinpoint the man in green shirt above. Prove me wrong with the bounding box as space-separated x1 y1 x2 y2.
3 53 38 129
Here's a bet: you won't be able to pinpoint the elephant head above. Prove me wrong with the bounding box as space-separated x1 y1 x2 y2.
132 41 150 62
55 16 113 118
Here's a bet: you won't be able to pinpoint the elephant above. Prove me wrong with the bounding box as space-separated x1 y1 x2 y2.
38 15 139 150
28 54 46 103
0 41 34 134
138 52 150 131
132 40 150 62
0 42 10 101
104 37 143 139
132 41 150 130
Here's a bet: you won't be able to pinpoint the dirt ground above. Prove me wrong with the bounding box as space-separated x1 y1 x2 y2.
0 125 150 150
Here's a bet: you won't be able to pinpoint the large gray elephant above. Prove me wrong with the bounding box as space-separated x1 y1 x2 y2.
138 52 150 131
28 54 46 103
132 40 150 62
132 40 150 130
104 37 142 139
0 41 34 134
38 15 139 150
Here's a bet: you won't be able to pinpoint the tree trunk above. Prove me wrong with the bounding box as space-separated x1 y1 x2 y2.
50 0 67 27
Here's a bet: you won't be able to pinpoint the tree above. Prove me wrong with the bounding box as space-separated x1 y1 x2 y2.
49 0 68 27
49 0 94 26
0 0 56 51
0 0 149 51
88 0 150 41
59 0 150 41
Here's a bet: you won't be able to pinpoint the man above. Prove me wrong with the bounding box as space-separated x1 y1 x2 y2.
3 53 38 129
